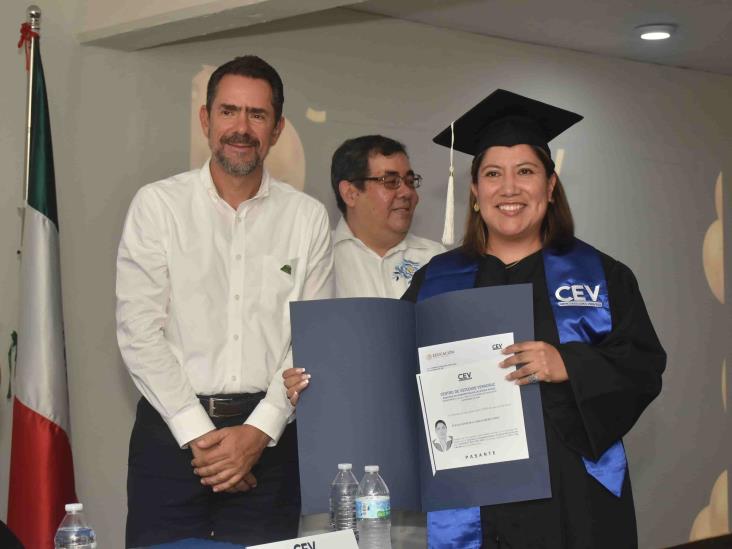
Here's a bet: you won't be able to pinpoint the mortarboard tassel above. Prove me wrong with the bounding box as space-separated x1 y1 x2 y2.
441 121 455 246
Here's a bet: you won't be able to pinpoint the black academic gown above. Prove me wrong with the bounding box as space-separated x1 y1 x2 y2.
403 248 666 549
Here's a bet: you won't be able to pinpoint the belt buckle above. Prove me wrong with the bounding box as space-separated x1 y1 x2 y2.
207 397 234 418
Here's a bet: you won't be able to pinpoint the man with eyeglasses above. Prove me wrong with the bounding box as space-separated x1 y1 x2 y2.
330 135 445 299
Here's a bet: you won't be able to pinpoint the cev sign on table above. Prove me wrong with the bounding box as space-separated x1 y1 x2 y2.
249 530 357 549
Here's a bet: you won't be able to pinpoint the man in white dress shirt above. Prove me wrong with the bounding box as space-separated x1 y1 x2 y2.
331 135 444 299
116 55 333 547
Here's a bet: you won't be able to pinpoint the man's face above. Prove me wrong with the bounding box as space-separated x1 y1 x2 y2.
350 152 419 241
199 75 283 177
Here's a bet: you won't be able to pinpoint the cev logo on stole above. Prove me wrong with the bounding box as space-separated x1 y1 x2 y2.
554 284 603 308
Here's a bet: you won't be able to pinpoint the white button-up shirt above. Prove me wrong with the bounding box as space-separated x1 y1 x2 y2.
333 217 445 299
116 161 333 447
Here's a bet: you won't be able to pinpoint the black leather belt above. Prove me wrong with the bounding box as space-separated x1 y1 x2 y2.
198 392 265 418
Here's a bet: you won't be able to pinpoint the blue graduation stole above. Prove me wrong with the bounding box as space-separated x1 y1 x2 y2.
417 239 627 549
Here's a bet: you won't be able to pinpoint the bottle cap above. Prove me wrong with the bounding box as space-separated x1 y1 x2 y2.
338 463 352 470
65 503 83 512
364 465 379 473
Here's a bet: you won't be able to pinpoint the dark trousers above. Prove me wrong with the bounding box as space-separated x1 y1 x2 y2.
126 397 300 548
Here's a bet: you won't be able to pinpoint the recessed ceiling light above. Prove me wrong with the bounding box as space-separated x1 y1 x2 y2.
636 23 677 40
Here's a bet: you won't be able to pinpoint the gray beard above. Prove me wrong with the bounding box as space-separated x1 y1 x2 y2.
214 149 261 176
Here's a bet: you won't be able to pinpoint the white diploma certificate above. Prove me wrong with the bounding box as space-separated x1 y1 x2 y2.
416 334 530 474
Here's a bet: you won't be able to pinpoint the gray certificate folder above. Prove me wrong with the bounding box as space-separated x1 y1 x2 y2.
290 284 551 514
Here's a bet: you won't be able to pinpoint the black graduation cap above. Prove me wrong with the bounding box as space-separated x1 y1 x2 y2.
433 89 583 159
434 90 582 247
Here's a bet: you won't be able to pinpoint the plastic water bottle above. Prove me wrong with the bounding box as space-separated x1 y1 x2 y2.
330 463 359 536
54 503 97 549
356 465 391 549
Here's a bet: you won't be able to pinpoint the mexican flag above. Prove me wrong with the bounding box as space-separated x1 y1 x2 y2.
7 30 77 549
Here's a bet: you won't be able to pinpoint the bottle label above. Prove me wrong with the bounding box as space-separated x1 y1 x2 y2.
356 496 390 519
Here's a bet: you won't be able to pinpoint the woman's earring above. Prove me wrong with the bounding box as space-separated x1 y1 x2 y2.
473 202 480 212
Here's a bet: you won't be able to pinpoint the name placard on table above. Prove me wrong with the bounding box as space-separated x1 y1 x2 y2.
249 530 357 549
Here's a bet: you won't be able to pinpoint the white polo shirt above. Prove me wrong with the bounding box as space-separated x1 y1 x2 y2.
333 217 445 299
116 161 334 447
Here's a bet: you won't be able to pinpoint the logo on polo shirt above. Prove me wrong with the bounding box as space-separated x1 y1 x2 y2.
393 259 421 282
554 284 603 307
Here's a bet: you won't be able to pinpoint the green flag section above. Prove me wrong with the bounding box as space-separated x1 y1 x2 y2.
8 34 76 549
27 37 58 226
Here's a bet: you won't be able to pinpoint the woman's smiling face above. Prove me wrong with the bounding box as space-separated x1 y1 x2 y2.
471 144 556 248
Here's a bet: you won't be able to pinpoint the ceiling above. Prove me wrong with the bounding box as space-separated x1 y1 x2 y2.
352 0 732 76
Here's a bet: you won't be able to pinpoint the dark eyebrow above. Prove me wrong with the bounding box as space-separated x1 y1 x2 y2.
381 170 415 176
217 104 270 117
517 161 541 167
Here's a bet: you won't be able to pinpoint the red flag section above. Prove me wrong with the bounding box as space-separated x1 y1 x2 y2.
8 399 76 548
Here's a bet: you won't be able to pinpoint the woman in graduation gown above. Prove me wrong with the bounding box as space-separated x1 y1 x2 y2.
400 90 666 548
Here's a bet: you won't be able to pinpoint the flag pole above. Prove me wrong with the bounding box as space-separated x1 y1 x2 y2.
24 6 40 203
20 5 40 250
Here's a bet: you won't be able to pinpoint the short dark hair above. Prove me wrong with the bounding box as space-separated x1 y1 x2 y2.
462 145 574 256
330 135 408 215
435 420 447 429
206 55 284 121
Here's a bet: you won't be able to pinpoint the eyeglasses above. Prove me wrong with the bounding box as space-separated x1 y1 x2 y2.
351 174 423 190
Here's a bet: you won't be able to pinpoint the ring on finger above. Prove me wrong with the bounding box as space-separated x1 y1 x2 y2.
527 373 539 384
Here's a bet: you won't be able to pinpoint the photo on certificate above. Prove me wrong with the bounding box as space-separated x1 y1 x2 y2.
417 357 530 475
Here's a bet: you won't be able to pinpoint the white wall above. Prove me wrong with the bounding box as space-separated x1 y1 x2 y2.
0 5 730 548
